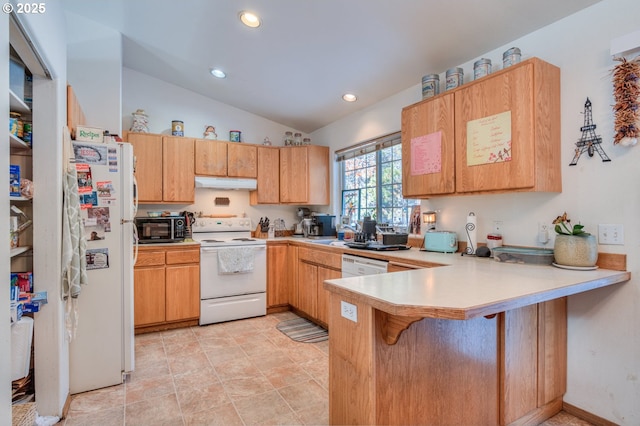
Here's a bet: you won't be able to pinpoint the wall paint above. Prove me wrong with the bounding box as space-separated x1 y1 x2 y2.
311 0 640 423
123 68 334 229
66 11 123 134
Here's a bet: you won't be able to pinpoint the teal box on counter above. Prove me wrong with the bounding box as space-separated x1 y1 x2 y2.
10 164 20 196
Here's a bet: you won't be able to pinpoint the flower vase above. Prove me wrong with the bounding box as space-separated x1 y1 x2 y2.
553 234 598 267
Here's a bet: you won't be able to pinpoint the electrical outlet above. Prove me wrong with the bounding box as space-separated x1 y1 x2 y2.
341 301 358 322
493 221 503 234
598 224 624 245
538 222 549 244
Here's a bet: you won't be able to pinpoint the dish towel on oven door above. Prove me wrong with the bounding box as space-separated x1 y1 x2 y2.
217 247 255 274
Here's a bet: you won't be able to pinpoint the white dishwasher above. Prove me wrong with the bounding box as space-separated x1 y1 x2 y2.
342 254 388 277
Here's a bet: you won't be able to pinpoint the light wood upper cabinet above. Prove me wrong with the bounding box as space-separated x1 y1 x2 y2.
194 139 227 176
163 136 195 203
280 145 330 205
455 58 560 193
401 93 455 197
195 140 257 178
250 146 280 205
126 133 163 202
228 143 257 178
401 57 561 197
124 132 195 203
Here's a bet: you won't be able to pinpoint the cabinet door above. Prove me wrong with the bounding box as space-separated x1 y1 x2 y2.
163 136 195 203
134 266 166 326
127 133 163 202
317 266 341 325
228 143 257 178
288 246 299 308
165 264 200 322
455 63 535 193
297 261 317 317
250 147 280 204
195 139 227 176
280 146 309 203
267 244 289 307
280 146 329 205
401 93 455 197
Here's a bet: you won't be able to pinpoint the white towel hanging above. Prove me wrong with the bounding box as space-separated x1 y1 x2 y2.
217 247 255 274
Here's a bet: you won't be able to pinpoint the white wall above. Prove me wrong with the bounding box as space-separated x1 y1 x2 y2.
122 68 331 229
311 0 640 423
66 12 122 135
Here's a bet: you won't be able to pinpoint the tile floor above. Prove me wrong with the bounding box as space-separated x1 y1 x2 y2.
60 311 592 426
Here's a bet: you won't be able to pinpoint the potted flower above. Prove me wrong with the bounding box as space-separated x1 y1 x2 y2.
552 212 598 267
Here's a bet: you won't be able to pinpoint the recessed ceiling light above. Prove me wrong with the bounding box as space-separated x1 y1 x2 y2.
342 93 358 102
210 68 226 79
239 11 261 28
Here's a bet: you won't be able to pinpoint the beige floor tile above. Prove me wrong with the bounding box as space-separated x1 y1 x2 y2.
233 389 296 425
191 324 231 339
204 345 246 366
277 380 328 412
222 375 275 400
134 344 167 367
167 351 212 376
163 340 202 357
249 350 297 372
262 363 313 389
63 406 125 426
69 385 125 415
161 327 196 344
175 380 230 415
124 393 183 425
129 359 171 381
182 402 243 426
125 374 175 405
296 400 329 426
197 335 239 351
214 356 261 382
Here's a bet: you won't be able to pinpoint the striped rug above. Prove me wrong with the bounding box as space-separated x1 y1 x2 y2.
276 317 328 343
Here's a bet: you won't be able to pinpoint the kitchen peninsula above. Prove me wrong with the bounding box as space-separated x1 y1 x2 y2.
323 253 630 425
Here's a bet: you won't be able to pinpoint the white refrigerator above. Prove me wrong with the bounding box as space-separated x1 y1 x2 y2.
69 141 135 394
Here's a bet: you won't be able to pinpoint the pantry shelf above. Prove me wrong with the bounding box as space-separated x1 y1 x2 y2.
10 246 31 258
9 132 30 150
10 89 30 114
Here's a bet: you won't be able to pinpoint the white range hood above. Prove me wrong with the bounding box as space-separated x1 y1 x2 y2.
195 176 257 190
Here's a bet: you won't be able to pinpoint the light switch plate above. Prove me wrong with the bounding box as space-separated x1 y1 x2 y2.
598 224 624 245
340 301 357 322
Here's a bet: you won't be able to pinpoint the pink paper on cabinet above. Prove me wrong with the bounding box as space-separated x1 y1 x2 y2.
411 131 442 175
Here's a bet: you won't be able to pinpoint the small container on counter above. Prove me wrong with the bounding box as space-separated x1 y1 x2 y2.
303 137 311 145
294 133 302 146
503 47 521 68
473 58 492 80
487 233 503 249
171 120 184 136
445 67 464 91
421 74 440 99
283 131 293 146
229 130 241 142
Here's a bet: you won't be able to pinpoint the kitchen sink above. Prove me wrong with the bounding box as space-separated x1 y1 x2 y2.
310 239 347 247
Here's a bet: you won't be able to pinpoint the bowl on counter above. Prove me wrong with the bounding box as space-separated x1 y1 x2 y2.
147 211 162 217
147 211 181 218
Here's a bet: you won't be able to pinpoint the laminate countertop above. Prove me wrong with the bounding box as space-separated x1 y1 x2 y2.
319 244 630 320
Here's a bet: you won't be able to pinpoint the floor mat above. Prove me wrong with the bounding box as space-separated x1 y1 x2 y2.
276 317 328 343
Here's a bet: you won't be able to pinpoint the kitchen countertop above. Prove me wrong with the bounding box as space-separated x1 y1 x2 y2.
274 237 631 320
137 241 201 248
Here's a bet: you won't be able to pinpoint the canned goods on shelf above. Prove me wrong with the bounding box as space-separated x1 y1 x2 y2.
10 112 20 137
445 68 464 91
503 47 521 68
171 120 184 136
23 122 32 146
473 58 492 80
421 74 440 99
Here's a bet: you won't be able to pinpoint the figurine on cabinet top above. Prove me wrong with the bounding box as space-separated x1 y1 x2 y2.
204 125 218 140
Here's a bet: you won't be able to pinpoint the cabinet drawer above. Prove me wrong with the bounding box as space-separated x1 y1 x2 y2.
166 249 200 265
298 247 341 270
136 250 165 267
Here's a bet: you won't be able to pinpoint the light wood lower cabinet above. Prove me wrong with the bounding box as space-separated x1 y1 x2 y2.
134 245 200 333
266 242 290 310
328 293 568 425
296 247 341 326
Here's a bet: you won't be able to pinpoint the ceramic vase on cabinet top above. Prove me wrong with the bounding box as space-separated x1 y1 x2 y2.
553 234 598 267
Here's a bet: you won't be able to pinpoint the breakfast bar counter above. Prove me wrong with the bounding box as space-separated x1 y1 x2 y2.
323 257 630 425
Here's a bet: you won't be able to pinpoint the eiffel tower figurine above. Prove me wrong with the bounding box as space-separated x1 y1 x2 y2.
569 98 611 166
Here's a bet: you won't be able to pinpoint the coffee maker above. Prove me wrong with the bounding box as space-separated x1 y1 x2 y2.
309 214 336 237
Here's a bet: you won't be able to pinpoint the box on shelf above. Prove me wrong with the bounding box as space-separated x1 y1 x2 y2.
10 57 25 100
16 272 33 293
10 165 21 196
75 126 104 143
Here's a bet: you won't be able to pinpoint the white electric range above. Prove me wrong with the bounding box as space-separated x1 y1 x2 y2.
191 217 267 325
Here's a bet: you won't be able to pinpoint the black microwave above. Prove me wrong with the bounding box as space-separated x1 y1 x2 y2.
135 216 186 243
